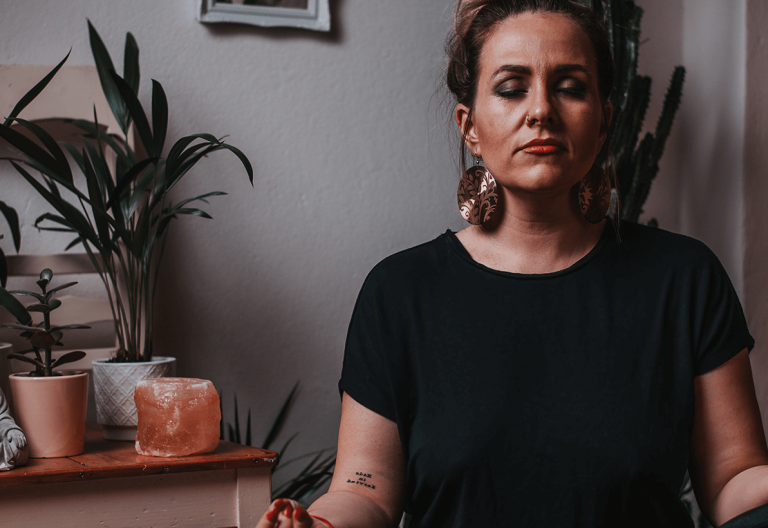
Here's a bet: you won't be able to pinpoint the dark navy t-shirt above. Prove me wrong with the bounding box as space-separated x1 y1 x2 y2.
338 221 754 527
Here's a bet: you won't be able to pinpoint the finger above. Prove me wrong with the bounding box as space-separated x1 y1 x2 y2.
275 503 294 527
254 499 289 528
292 506 313 527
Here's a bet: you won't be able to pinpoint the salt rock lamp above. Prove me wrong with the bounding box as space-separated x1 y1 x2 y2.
134 378 220 457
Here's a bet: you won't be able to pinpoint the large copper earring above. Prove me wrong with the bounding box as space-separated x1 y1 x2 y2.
457 155 498 225
579 164 610 224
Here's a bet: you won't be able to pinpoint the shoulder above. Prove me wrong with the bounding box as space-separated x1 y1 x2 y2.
365 232 452 284
358 232 453 298
614 221 721 268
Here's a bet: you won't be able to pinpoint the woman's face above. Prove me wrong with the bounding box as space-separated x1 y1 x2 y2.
458 12 611 197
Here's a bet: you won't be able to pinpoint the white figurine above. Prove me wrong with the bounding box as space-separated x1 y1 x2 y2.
0 387 28 471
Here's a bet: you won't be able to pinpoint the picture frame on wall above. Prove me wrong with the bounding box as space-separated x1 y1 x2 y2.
197 0 331 32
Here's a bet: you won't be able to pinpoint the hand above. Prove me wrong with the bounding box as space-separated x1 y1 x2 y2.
6 429 26 462
6 429 27 452
255 498 321 528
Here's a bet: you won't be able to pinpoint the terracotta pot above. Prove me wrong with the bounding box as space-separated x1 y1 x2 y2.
8 371 89 458
92 356 176 441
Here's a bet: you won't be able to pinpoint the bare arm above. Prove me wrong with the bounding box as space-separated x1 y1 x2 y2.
690 349 768 525
255 391 406 528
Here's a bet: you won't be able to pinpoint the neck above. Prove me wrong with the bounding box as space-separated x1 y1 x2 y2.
457 186 607 274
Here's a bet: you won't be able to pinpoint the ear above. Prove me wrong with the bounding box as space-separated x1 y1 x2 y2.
456 103 481 157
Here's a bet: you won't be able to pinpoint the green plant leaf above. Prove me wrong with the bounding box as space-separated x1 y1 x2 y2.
8 290 44 302
0 123 66 178
64 236 82 251
151 80 168 158
48 298 62 310
51 350 86 368
124 32 140 96
66 120 133 167
48 324 91 332
34 213 78 235
109 70 153 156
4 323 39 332
164 142 220 192
0 200 21 252
106 158 155 210
30 331 56 350
81 116 115 197
50 330 63 343
46 282 77 295
245 409 252 447
234 395 241 445
3 50 71 127
81 148 113 252
0 250 6 289
0 288 31 325
26 304 51 313
174 191 227 209
39 268 52 284
88 20 130 133
217 143 254 186
10 161 101 249
12 118 73 184
166 133 218 175
6 352 44 369
263 382 299 450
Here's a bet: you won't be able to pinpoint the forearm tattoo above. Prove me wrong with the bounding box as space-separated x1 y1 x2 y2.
347 471 376 490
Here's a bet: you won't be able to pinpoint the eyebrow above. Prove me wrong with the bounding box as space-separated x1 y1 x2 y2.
491 63 591 78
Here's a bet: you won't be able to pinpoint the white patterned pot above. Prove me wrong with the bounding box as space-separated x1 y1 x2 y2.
92 357 176 441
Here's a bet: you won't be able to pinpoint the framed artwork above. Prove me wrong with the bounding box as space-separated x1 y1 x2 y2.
197 0 330 32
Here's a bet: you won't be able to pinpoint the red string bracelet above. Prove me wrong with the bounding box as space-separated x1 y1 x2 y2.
310 515 335 528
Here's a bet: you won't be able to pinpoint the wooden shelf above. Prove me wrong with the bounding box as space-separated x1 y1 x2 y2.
0 427 278 528
0 426 279 488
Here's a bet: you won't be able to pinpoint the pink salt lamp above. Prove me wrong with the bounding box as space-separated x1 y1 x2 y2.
134 378 221 457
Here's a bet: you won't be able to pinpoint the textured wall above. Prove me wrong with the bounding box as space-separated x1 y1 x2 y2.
0 0 464 494
0 0 753 499
744 0 768 432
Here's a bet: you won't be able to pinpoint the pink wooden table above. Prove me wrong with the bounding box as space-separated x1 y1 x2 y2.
0 427 278 528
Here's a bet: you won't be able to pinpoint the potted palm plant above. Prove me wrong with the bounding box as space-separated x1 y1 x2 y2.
0 22 253 440
1 269 89 457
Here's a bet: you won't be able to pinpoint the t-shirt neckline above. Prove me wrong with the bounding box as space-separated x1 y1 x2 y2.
444 219 613 280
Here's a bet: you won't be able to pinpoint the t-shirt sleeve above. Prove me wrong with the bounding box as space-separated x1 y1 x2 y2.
338 266 400 422
692 246 755 376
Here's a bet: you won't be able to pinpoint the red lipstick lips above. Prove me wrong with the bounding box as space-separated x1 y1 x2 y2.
521 138 565 154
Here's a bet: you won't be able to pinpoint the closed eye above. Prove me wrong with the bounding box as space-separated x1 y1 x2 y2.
496 89 527 98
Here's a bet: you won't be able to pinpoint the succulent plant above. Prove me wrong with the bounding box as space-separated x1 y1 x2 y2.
0 268 89 376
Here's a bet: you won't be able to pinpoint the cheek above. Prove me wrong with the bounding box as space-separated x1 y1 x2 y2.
572 109 605 158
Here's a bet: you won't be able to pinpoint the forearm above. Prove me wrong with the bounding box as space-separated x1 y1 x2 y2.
710 465 768 526
307 490 400 528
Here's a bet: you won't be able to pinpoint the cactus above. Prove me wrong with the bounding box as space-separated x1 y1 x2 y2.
579 0 685 225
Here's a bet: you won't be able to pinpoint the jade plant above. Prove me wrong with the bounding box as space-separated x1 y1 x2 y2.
0 21 252 362
0 269 88 376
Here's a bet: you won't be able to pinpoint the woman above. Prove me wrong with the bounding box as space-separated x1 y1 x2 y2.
256 1 768 526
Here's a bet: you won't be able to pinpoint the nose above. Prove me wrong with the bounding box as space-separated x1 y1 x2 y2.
526 86 557 126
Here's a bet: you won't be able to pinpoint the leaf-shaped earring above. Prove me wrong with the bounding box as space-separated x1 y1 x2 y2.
457 155 498 225
579 164 610 224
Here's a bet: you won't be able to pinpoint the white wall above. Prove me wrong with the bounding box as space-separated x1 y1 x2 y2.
744 0 768 432
0 0 757 497
0 0 465 494
639 0 746 298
